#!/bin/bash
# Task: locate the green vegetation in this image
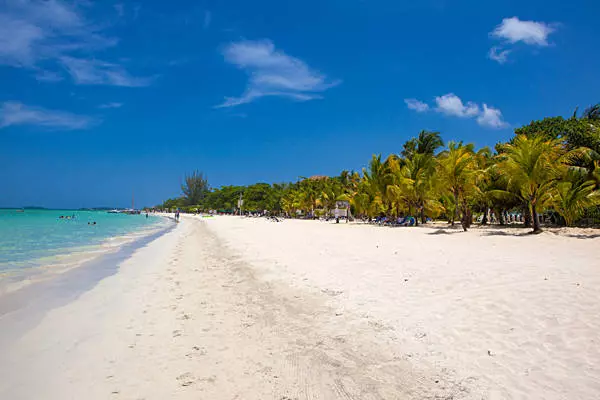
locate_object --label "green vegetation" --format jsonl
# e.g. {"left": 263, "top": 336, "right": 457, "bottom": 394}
{"left": 181, "top": 170, "right": 209, "bottom": 206}
{"left": 159, "top": 105, "right": 600, "bottom": 232}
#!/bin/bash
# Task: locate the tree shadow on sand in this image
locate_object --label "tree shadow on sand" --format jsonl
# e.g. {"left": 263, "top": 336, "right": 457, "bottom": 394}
{"left": 563, "top": 233, "right": 600, "bottom": 239}
{"left": 426, "top": 224, "right": 600, "bottom": 238}
{"left": 481, "top": 230, "right": 531, "bottom": 237}
{"left": 427, "top": 227, "right": 464, "bottom": 235}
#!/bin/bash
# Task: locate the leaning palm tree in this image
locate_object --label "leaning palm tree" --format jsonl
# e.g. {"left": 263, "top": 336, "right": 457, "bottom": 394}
{"left": 551, "top": 169, "right": 600, "bottom": 226}
{"left": 496, "top": 134, "right": 578, "bottom": 233}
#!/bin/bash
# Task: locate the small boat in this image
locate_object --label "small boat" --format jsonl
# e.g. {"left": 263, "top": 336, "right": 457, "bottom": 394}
{"left": 123, "top": 209, "right": 141, "bottom": 215}
{"left": 107, "top": 191, "right": 141, "bottom": 215}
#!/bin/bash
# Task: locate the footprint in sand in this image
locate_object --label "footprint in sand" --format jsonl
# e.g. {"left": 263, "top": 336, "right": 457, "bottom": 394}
{"left": 177, "top": 372, "right": 195, "bottom": 387}
{"left": 172, "top": 330, "right": 182, "bottom": 337}
{"left": 185, "top": 346, "right": 207, "bottom": 358}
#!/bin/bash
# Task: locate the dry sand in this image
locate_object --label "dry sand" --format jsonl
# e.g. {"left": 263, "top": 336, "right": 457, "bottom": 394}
{"left": 1, "top": 215, "right": 599, "bottom": 399}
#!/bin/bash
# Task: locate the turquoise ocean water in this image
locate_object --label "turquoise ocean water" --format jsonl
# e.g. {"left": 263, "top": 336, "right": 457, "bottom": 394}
{"left": 0, "top": 209, "right": 169, "bottom": 272}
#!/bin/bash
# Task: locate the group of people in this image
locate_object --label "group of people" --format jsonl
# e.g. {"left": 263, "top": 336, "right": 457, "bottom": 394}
{"left": 58, "top": 214, "right": 97, "bottom": 225}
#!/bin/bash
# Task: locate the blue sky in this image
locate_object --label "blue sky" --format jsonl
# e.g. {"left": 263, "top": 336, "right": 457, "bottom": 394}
{"left": 1, "top": 0, "right": 599, "bottom": 208}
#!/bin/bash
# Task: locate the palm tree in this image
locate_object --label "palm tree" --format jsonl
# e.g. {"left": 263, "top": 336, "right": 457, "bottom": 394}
{"left": 496, "top": 134, "right": 576, "bottom": 233}
{"left": 583, "top": 104, "right": 600, "bottom": 120}
{"left": 551, "top": 170, "right": 600, "bottom": 226}
{"left": 387, "top": 152, "right": 437, "bottom": 224}
{"left": 436, "top": 142, "right": 480, "bottom": 230}
{"left": 318, "top": 178, "right": 343, "bottom": 217}
{"left": 361, "top": 155, "right": 393, "bottom": 217}
{"left": 401, "top": 130, "right": 444, "bottom": 158}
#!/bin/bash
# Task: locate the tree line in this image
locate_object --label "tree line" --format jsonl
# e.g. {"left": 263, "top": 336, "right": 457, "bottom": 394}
{"left": 159, "top": 104, "right": 600, "bottom": 233}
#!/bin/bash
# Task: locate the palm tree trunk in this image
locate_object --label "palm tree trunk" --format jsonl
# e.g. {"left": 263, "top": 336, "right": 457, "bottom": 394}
{"left": 420, "top": 204, "right": 426, "bottom": 224}
{"left": 451, "top": 192, "right": 458, "bottom": 226}
{"left": 531, "top": 203, "right": 542, "bottom": 233}
{"left": 460, "top": 203, "right": 472, "bottom": 231}
{"left": 481, "top": 208, "right": 488, "bottom": 225}
{"left": 494, "top": 208, "right": 505, "bottom": 225}
{"left": 523, "top": 206, "right": 531, "bottom": 228}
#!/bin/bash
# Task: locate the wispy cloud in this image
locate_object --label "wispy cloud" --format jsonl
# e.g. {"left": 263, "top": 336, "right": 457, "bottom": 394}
{"left": 203, "top": 10, "right": 212, "bottom": 30}
{"left": 405, "top": 93, "right": 508, "bottom": 129}
{"left": 114, "top": 4, "right": 125, "bottom": 18}
{"left": 216, "top": 39, "right": 340, "bottom": 108}
{"left": 404, "top": 98, "right": 429, "bottom": 112}
{"left": 98, "top": 102, "right": 123, "bottom": 109}
{"left": 488, "top": 46, "right": 510, "bottom": 64}
{"left": 488, "top": 17, "right": 556, "bottom": 64}
{"left": 0, "top": 0, "right": 149, "bottom": 86}
{"left": 34, "top": 69, "right": 64, "bottom": 82}
{"left": 0, "top": 101, "right": 95, "bottom": 130}
{"left": 60, "top": 57, "right": 153, "bottom": 87}
{"left": 0, "top": 0, "right": 113, "bottom": 66}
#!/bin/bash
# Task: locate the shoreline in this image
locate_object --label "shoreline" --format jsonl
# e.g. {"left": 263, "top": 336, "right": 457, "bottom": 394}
{"left": 0, "top": 218, "right": 176, "bottom": 348}
{"left": 0, "top": 214, "right": 172, "bottom": 296}
{"left": 1, "top": 215, "right": 598, "bottom": 399}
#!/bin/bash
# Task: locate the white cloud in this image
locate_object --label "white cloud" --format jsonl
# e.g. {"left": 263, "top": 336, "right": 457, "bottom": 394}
{"left": 60, "top": 57, "right": 152, "bottom": 87}
{"left": 435, "top": 93, "right": 479, "bottom": 117}
{"left": 488, "top": 46, "right": 510, "bottom": 64}
{"left": 0, "top": 101, "right": 95, "bottom": 130}
{"left": 217, "top": 39, "right": 339, "bottom": 108}
{"left": 0, "top": 0, "right": 147, "bottom": 86}
{"left": 98, "top": 102, "right": 123, "bottom": 109}
{"left": 405, "top": 93, "right": 508, "bottom": 129}
{"left": 491, "top": 17, "right": 554, "bottom": 46}
{"left": 404, "top": 98, "right": 429, "bottom": 112}
{"left": 477, "top": 104, "right": 508, "bottom": 128}
{"left": 489, "top": 17, "right": 555, "bottom": 63}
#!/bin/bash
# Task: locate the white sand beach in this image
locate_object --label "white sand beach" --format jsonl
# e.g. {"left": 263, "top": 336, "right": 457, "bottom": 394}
{"left": 1, "top": 215, "right": 599, "bottom": 399}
